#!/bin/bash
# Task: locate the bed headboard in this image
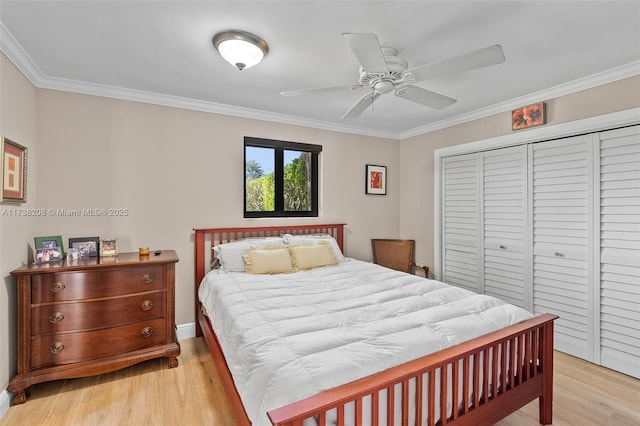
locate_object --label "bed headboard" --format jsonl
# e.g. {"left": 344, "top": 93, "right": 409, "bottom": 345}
{"left": 193, "top": 223, "right": 346, "bottom": 332}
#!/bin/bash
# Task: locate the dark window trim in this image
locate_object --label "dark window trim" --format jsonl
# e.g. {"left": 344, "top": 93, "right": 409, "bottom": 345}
{"left": 244, "top": 137, "right": 321, "bottom": 218}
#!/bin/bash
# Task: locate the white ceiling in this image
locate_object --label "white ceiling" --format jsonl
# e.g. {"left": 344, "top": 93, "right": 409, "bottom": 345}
{"left": 1, "top": 1, "right": 639, "bottom": 139}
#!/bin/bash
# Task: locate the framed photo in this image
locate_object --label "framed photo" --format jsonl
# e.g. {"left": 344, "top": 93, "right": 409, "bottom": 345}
{"left": 1, "top": 137, "right": 28, "bottom": 203}
{"left": 365, "top": 164, "right": 387, "bottom": 195}
{"left": 34, "top": 235, "right": 65, "bottom": 257}
{"left": 100, "top": 238, "right": 118, "bottom": 257}
{"left": 512, "top": 102, "right": 546, "bottom": 130}
{"left": 69, "top": 237, "right": 100, "bottom": 257}
{"left": 35, "top": 247, "right": 63, "bottom": 263}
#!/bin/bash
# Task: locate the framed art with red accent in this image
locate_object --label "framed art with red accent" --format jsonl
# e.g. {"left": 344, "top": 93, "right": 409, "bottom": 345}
{"left": 1, "top": 137, "right": 28, "bottom": 203}
{"left": 512, "top": 102, "right": 546, "bottom": 130}
{"left": 366, "top": 164, "right": 386, "bottom": 195}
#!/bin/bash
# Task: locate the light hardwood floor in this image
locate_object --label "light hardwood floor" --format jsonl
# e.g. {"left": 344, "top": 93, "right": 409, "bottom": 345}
{"left": 2, "top": 337, "right": 638, "bottom": 426}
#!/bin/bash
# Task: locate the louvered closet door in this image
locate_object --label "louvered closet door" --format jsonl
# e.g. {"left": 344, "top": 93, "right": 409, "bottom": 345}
{"left": 598, "top": 126, "right": 640, "bottom": 379}
{"left": 483, "top": 146, "right": 529, "bottom": 310}
{"left": 531, "top": 135, "right": 594, "bottom": 361}
{"left": 442, "top": 153, "right": 482, "bottom": 292}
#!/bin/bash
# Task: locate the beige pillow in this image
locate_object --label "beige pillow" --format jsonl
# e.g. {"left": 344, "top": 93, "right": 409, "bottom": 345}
{"left": 289, "top": 241, "right": 338, "bottom": 270}
{"left": 242, "top": 247, "right": 295, "bottom": 274}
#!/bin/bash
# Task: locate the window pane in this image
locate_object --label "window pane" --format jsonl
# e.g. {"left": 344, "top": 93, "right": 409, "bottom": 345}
{"left": 284, "top": 150, "right": 311, "bottom": 212}
{"left": 245, "top": 146, "right": 274, "bottom": 212}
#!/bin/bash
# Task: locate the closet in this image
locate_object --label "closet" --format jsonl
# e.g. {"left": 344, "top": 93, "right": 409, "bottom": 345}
{"left": 440, "top": 125, "right": 639, "bottom": 379}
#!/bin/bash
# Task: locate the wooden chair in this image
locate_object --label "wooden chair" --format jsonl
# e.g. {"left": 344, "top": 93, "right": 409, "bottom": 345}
{"left": 371, "top": 239, "right": 429, "bottom": 277}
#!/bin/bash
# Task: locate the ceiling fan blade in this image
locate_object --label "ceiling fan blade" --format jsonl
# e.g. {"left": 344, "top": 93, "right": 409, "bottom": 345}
{"left": 403, "top": 44, "right": 505, "bottom": 83}
{"left": 341, "top": 91, "right": 381, "bottom": 119}
{"left": 281, "top": 84, "right": 363, "bottom": 96}
{"left": 395, "top": 85, "right": 457, "bottom": 110}
{"left": 342, "top": 33, "right": 389, "bottom": 73}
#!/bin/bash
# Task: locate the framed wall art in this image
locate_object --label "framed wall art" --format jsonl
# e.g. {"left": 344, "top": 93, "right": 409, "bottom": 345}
{"left": 365, "top": 164, "right": 387, "bottom": 195}
{"left": 1, "top": 137, "right": 28, "bottom": 203}
{"left": 69, "top": 237, "right": 100, "bottom": 257}
{"left": 512, "top": 102, "right": 546, "bottom": 130}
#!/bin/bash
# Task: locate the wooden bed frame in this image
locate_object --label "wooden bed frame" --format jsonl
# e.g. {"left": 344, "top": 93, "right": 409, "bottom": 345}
{"left": 194, "top": 224, "right": 557, "bottom": 426}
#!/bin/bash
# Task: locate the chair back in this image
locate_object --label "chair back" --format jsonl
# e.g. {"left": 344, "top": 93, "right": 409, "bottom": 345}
{"left": 371, "top": 239, "right": 415, "bottom": 273}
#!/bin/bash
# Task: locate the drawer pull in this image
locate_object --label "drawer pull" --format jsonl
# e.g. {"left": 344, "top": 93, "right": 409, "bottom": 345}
{"left": 141, "top": 300, "right": 153, "bottom": 311}
{"left": 50, "top": 282, "right": 66, "bottom": 292}
{"left": 49, "top": 342, "right": 65, "bottom": 354}
{"left": 141, "top": 327, "right": 154, "bottom": 338}
{"left": 499, "top": 245, "right": 507, "bottom": 250}
{"left": 554, "top": 251, "right": 565, "bottom": 257}
{"left": 49, "top": 312, "right": 65, "bottom": 323}
{"left": 142, "top": 274, "right": 153, "bottom": 284}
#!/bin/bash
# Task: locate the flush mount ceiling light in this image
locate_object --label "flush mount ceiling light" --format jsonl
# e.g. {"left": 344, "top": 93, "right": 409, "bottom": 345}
{"left": 212, "top": 30, "right": 269, "bottom": 70}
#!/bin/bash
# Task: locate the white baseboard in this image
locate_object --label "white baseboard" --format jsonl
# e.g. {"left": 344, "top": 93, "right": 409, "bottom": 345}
{"left": 0, "top": 389, "right": 11, "bottom": 421}
{"left": 176, "top": 322, "right": 196, "bottom": 341}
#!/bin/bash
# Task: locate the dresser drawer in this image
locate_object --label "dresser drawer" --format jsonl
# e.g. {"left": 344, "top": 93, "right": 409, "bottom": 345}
{"left": 31, "top": 291, "right": 166, "bottom": 335}
{"left": 31, "top": 265, "right": 166, "bottom": 303}
{"left": 31, "top": 318, "right": 168, "bottom": 369}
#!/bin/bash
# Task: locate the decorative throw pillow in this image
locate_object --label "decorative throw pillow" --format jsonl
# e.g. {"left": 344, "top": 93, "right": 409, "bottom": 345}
{"left": 289, "top": 241, "right": 338, "bottom": 270}
{"left": 242, "top": 247, "right": 296, "bottom": 274}
{"left": 282, "top": 234, "right": 346, "bottom": 262}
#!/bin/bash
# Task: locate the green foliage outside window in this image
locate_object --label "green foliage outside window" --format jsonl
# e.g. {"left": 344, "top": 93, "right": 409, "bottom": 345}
{"left": 244, "top": 137, "right": 320, "bottom": 218}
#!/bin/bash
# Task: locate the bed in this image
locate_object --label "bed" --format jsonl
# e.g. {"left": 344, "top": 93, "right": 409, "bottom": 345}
{"left": 194, "top": 224, "right": 557, "bottom": 426}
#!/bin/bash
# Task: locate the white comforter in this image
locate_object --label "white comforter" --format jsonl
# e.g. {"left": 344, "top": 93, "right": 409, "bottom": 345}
{"left": 198, "top": 259, "right": 532, "bottom": 426}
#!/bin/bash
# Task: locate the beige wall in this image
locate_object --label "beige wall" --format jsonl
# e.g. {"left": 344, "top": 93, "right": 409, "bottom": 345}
{"left": 0, "top": 56, "right": 37, "bottom": 399}
{"left": 399, "top": 76, "right": 640, "bottom": 272}
{"left": 34, "top": 89, "right": 401, "bottom": 327}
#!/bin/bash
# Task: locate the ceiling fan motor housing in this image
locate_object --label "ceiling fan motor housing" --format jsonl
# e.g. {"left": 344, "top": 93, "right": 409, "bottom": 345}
{"left": 358, "top": 46, "right": 408, "bottom": 92}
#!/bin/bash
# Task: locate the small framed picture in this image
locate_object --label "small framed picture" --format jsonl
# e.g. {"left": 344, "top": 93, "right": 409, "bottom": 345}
{"left": 365, "top": 164, "right": 387, "bottom": 195}
{"left": 100, "top": 238, "right": 118, "bottom": 257}
{"left": 35, "top": 247, "right": 63, "bottom": 263}
{"left": 512, "top": 102, "right": 546, "bottom": 130}
{"left": 67, "top": 247, "right": 82, "bottom": 260}
{"left": 34, "top": 235, "right": 64, "bottom": 257}
{"left": 69, "top": 237, "right": 100, "bottom": 257}
{"left": 1, "top": 137, "right": 28, "bottom": 203}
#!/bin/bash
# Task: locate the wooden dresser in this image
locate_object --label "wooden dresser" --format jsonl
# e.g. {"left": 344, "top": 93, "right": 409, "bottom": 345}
{"left": 8, "top": 250, "right": 181, "bottom": 405}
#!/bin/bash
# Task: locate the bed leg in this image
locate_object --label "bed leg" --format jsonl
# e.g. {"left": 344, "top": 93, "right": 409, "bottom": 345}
{"left": 538, "top": 321, "right": 554, "bottom": 424}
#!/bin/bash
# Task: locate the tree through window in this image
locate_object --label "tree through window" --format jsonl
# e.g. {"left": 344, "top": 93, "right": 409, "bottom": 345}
{"left": 244, "top": 137, "right": 321, "bottom": 217}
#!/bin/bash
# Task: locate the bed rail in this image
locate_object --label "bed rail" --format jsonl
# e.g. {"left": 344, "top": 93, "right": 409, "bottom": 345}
{"left": 268, "top": 313, "right": 557, "bottom": 426}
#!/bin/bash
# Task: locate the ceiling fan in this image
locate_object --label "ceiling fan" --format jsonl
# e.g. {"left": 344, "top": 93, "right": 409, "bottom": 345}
{"left": 281, "top": 33, "right": 505, "bottom": 119}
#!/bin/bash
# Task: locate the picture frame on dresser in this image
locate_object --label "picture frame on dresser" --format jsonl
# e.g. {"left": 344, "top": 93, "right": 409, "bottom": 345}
{"left": 34, "top": 235, "right": 64, "bottom": 257}
{"left": 35, "top": 247, "right": 63, "bottom": 263}
{"left": 69, "top": 236, "right": 100, "bottom": 257}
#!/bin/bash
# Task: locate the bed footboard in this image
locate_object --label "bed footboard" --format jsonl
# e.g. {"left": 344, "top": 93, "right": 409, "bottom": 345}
{"left": 267, "top": 313, "right": 557, "bottom": 426}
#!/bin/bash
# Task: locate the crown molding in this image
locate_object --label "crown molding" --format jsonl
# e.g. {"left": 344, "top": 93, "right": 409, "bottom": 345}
{"left": 2, "top": 21, "right": 638, "bottom": 141}
{"left": 399, "top": 60, "right": 640, "bottom": 139}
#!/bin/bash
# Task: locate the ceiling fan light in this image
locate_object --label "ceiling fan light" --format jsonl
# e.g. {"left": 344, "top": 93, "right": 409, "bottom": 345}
{"left": 213, "top": 30, "right": 269, "bottom": 70}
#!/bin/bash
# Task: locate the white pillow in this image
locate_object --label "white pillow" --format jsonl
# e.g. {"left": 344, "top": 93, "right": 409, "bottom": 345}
{"left": 213, "top": 237, "right": 284, "bottom": 272}
{"left": 282, "top": 234, "right": 346, "bottom": 262}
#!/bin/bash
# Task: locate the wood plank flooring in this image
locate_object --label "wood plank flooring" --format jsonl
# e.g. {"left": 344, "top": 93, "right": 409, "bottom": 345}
{"left": 2, "top": 337, "right": 638, "bottom": 426}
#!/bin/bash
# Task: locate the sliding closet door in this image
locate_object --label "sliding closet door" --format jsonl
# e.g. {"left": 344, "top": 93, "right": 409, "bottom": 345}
{"left": 597, "top": 126, "right": 640, "bottom": 379}
{"left": 441, "top": 153, "right": 482, "bottom": 292}
{"left": 483, "top": 146, "right": 530, "bottom": 310}
{"left": 530, "top": 135, "right": 594, "bottom": 361}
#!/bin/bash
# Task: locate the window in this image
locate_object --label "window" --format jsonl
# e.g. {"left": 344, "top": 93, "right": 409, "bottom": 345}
{"left": 244, "top": 137, "right": 321, "bottom": 218}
